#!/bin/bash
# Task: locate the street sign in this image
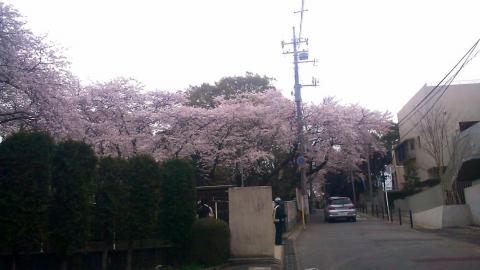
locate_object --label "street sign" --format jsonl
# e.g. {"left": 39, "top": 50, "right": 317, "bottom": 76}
{"left": 297, "top": 155, "right": 306, "bottom": 167}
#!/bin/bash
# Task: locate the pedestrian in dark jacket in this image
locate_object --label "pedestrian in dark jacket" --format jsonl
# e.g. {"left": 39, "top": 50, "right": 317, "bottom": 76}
{"left": 197, "top": 199, "right": 213, "bottom": 218}
{"left": 273, "top": 197, "right": 286, "bottom": 245}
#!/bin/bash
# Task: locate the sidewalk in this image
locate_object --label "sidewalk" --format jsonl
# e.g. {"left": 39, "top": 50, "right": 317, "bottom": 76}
{"left": 360, "top": 210, "right": 480, "bottom": 246}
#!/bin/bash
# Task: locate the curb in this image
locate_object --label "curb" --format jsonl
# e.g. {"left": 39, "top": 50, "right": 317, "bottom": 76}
{"left": 228, "top": 257, "right": 281, "bottom": 265}
{"left": 209, "top": 226, "right": 305, "bottom": 270}
{"left": 210, "top": 257, "right": 281, "bottom": 270}
{"left": 283, "top": 224, "right": 304, "bottom": 270}
{"left": 283, "top": 224, "right": 304, "bottom": 241}
{"left": 203, "top": 263, "right": 231, "bottom": 270}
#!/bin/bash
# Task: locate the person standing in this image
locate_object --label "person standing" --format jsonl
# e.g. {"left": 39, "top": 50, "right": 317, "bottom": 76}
{"left": 273, "top": 197, "right": 286, "bottom": 245}
{"left": 197, "top": 199, "right": 213, "bottom": 219}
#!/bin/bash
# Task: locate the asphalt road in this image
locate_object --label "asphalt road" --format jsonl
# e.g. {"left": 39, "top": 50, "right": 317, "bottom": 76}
{"left": 295, "top": 211, "right": 480, "bottom": 270}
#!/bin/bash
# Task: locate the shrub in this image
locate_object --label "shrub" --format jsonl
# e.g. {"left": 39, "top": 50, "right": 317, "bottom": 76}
{"left": 190, "top": 218, "right": 230, "bottom": 266}
{"left": 0, "top": 131, "right": 55, "bottom": 258}
{"left": 123, "top": 155, "right": 162, "bottom": 270}
{"left": 49, "top": 140, "right": 97, "bottom": 256}
{"left": 159, "top": 159, "right": 196, "bottom": 256}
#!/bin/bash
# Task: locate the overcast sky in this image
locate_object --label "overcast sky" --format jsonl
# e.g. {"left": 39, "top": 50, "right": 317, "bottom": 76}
{"left": 4, "top": 0, "right": 480, "bottom": 117}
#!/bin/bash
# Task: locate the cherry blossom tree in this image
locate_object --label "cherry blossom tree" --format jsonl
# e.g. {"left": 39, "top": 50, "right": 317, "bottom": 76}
{"left": 0, "top": 3, "right": 76, "bottom": 137}
{"left": 0, "top": 3, "right": 392, "bottom": 193}
{"left": 70, "top": 81, "right": 390, "bottom": 191}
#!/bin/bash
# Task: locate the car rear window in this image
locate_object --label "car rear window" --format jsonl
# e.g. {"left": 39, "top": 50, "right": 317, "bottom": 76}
{"left": 329, "top": 198, "right": 351, "bottom": 205}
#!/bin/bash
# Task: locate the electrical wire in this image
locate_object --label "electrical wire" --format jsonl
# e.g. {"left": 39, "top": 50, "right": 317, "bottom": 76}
{"left": 398, "top": 39, "right": 480, "bottom": 126}
{"left": 399, "top": 42, "right": 479, "bottom": 140}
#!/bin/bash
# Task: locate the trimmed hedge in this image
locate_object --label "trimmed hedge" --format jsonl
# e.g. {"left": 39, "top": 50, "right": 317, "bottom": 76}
{"left": 190, "top": 218, "right": 230, "bottom": 266}
{"left": 160, "top": 159, "right": 196, "bottom": 256}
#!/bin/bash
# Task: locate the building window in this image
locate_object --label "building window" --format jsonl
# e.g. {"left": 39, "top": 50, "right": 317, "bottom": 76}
{"left": 417, "top": 136, "right": 421, "bottom": 148}
{"left": 459, "top": 121, "right": 479, "bottom": 132}
{"left": 410, "top": 140, "right": 415, "bottom": 150}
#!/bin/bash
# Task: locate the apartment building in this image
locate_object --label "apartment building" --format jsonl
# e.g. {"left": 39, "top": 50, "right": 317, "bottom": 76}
{"left": 393, "top": 81, "right": 480, "bottom": 189}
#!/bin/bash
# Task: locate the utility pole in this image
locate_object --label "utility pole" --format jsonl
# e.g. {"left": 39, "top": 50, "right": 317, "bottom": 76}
{"left": 367, "top": 145, "right": 373, "bottom": 207}
{"left": 240, "top": 162, "right": 245, "bottom": 187}
{"left": 384, "top": 180, "right": 391, "bottom": 221}
{"left": 350, "top": 168, "right": 356, "bottom": 205}
{"left": 282, "top": 0, "right": 318, "bottom": 227}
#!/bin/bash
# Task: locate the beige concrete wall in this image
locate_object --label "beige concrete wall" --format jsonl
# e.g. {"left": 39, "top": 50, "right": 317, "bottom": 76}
{"left": 391, "top": 185, "right": 444, "bottom": 213}
{"left": 465, "top": 184, "right": 480, "bottom": 225}
{"left": 442, "top": 205, "right": 472, "bottom": 227}
{"left": 396, "top": 82, "right": 480, "bottom": 182}
{"left": 413, "top": 205, "right": 473, "bottom": 228}
{"left": 228, "top": 186, "right": 274, "bottom": 258}
{"left": 413, "top": 205, "right": 443, "bottom": 229}
{"left": 407, "top": 185, "right": 444, "bottom": 213}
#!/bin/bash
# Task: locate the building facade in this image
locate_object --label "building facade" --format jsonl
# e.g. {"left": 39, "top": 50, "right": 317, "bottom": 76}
{"left": 393, "top": 81, "right": 480, "bottom": 188}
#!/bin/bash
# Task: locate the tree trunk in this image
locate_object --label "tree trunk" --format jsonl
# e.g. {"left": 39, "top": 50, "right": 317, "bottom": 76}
{"left": 60, "top": 258, "right": 68, "bottom": 270}
{"left": 101, "top": 248, "right": 109, "bottom": 270}
{"left": 126, "top": 240, "right": 133, "bottom": 270}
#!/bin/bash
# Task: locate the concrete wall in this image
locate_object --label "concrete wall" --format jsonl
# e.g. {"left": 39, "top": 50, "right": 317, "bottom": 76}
{"left": 413, "top": 205, "right": 473, "bottom": 228}
{"left": 284, "top": 200, "right": 297, "bottom": 232}
{"left": 228, "top": 186, "right": 274, "bottom": 258}
{"left": 392, "top": 185, "right": 443, "bottom": 213}
{"left": 443, "top": 205, "right": 473, "bottom": 227}
{"left": 407, "top": 185, "right": 444, "bottom": 213}
{"left": 413, "top": 205, "right": 443, "bottom": 229}
{"left": 465, "top": 184, "right": 480, "bottom": 225}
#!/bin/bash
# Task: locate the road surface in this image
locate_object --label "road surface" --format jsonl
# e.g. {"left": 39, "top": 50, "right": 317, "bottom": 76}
{"left": 295, "top": 211, "right": 480, "bottom": 270}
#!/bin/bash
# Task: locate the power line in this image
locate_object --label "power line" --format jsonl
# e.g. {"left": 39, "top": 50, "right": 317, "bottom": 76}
{"left": 399, "top": 42, "right": 478, "bottom": 139}
{"left": 398, "top": 39, "right": 479, "bottom": 126}
{"left": 400, "top": 50, "right": 474, "bottom": 139}
{"left": 398, "top": 38, "right": 480, "bottom": 126}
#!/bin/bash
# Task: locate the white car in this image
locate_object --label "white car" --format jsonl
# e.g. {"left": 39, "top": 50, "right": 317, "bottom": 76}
{"left": 324, "top": 196, "right": 357, "bottom": 222}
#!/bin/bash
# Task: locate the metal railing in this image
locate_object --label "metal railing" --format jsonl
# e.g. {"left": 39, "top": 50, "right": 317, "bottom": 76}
{"left": 359, "top": 205, "right": 414, "bottom": 229}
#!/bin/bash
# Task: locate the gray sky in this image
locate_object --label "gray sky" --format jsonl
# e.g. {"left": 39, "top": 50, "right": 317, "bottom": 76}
{"left": 5, "top": 0, "right": 480, "bottom": 116}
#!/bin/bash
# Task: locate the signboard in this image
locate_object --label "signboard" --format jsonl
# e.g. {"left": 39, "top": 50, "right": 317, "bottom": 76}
{"left": 296, "top": 155, "right": 306, "bottom": 167}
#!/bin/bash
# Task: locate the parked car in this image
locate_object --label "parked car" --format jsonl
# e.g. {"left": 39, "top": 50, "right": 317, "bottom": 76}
{"left": 324, "top": 196, "right": 356, "bottom": 222}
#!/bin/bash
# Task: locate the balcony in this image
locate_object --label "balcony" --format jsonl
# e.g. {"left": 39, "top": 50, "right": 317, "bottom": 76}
{"left": 394, "top": 138, "right": 416, "bottom": 165}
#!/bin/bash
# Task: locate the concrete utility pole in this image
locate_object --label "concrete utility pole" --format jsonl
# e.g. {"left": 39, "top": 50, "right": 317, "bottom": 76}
{"left": 384, "top": 181, "right": 391, "bottom": 221}
{"left": 350, "top": 168, "right": 356, "bottom": 205}
{"left": 367, "top": 145, "right": 373, "bottom": 206}
{"left": 281, "top": 0, "right": 318, "bottom": 227}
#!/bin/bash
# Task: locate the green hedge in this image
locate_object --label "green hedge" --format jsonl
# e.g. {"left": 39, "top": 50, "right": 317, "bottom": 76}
{"left": 160, "top": 159, "right": 196, "bottom": 256}
{"left": 190, "top": 218, "right": 230, "bottom": 266}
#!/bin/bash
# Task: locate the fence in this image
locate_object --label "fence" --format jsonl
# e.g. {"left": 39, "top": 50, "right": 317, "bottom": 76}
{"left": 358, "top": 205, "right": 414, "bottom": 229}
{"left": 0, "top": 244, "right": 171, "bottom": 270}
{"left": 196, "top": 185, "right": 231, "bottom": 223}
{"left": 444, "top": 181, "right": 473, "bottom": 205}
